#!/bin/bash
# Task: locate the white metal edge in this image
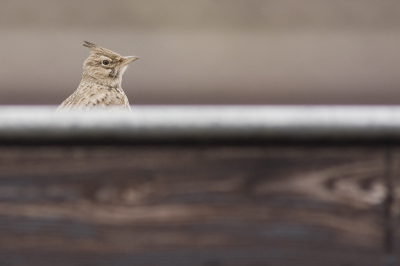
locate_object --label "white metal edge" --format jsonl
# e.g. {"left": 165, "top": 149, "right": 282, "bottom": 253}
{"left": 0, "top": 106, "right": 399, "bottom": 141}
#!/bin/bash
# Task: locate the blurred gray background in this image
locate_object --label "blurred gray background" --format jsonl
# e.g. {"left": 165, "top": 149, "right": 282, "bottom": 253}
{"left": 1, "top": 0, "right": 400, "bottom": 105}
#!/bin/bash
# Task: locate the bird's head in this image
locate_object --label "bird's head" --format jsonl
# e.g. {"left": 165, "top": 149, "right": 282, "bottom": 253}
{"left": 81, "top": 41, "right": 138, "bottom": 86}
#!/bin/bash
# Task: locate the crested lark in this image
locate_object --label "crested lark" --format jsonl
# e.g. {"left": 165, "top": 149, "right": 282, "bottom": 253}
{"left": 57, "top": 41, "right": 138, "bottom": 112}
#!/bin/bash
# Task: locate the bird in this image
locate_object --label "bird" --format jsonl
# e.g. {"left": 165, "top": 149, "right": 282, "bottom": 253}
{"left": 57, "top": 41, "right": 138, "bottom": 112}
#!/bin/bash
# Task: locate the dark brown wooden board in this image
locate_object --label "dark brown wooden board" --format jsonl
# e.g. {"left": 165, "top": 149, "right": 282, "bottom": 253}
{"left": 391, "top": 151, "right": 400, "bottom": 266}
{"left": 0, "top": 146, "right": 391, "bottom": 265}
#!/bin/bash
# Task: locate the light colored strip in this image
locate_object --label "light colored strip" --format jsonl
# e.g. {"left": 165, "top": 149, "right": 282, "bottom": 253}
{"left": 0, "top": 106, "right": 400, "bottom": 143}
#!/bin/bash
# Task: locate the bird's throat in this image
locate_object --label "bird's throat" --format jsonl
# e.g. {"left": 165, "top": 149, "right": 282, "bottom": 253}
{"left": 82, "top": 73, "right": 122, "bottom": 88}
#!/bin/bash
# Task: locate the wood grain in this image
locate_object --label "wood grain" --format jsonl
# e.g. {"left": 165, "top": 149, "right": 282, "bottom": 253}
{"left": 0, "top": 146, "right": 391, "bottom": 265}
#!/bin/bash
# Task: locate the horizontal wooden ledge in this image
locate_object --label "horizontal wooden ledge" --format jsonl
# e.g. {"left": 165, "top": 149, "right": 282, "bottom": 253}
{"left": 1, "top": 105, "right": 400, "bottom": 145}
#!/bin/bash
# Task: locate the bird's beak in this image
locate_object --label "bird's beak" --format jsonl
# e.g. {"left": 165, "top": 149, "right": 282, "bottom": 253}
{"left": 121, "top": 56, "right": 139, "bottom": 67}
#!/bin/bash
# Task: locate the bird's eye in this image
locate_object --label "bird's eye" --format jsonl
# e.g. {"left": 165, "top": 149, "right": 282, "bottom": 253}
{"left": 102, "top": 60, "right": 110, "bottom": 66}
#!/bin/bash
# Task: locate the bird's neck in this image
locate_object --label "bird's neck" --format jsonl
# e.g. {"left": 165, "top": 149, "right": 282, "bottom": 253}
{"left": 81, "top": 74, "right": 122, "bottom": 89}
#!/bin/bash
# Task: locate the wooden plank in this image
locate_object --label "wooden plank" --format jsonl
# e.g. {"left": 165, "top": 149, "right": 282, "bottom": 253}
{"left": 390, "top": 150, "right": 400, "bottom": 265}
{"left": 0, "top": 146, "right": 388, "bottom": 265}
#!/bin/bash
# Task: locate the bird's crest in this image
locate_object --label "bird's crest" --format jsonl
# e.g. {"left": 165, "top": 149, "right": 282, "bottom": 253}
{"left": 82, "top": 41, "right": 121, "bottom": 59}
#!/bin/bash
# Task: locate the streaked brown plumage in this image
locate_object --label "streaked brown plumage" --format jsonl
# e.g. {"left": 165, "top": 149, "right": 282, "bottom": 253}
{"left": 57, "top": 41, "right": 138, "bottom": 112}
